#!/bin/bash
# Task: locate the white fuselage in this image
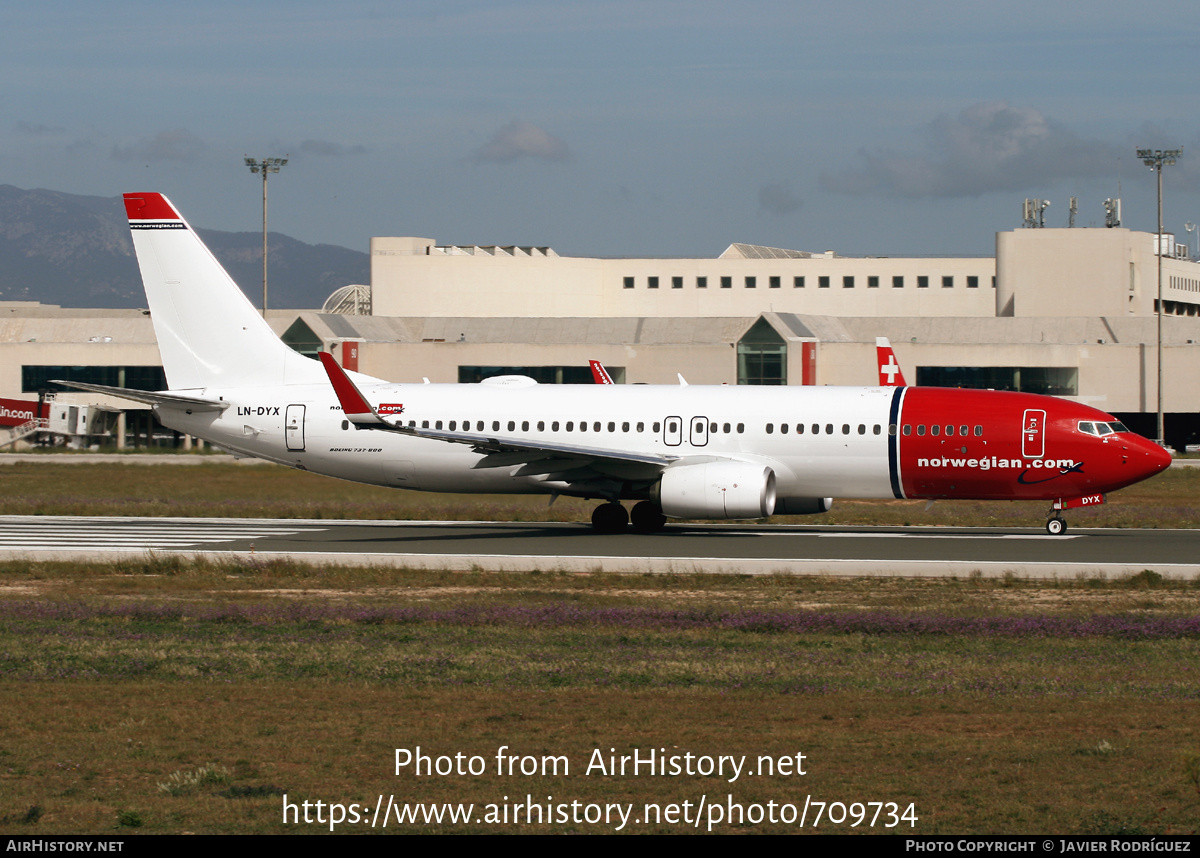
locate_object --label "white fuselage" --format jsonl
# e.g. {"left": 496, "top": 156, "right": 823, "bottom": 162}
{"left": 161, "top": 380, "right": 896, "bottom": 500}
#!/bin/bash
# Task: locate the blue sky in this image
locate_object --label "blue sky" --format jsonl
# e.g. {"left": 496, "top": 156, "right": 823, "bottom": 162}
{"left": 3, "top": 0, "right": 1199, "bottom": 258}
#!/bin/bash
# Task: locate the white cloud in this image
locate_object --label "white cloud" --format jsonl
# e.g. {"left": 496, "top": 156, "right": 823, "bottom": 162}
{"left": 110, "top": 129, "right": 206, "bottom": 163}
{"left": 472, "top": 121, "right": 570, "bottom": 164}
{"left": 822, "top": 102, "right": 1121, "bottom": 198}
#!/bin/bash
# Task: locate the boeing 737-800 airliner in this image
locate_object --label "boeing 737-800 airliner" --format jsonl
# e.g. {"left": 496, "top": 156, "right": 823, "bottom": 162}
{"left": 58, "top": 194, "right": 1172, "bottom": 535}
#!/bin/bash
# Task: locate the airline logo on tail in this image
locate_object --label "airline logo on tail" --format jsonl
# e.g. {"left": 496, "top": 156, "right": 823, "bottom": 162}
{"left": 876, "top": 338, "right": 907, "bottom": 387}
{"left": 589, "top": 360, "right": 614, "bottom": 385}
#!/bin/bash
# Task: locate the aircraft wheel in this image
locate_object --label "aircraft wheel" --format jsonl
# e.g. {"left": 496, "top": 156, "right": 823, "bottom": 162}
{"left": 591, "top": 503, "right": 629, "bottom": 534}
{"left": 630, "top": 501, "right": 667, "bottom": 534}
{"left": 1046, "top": 517, "right": 1066, "bottom": 536}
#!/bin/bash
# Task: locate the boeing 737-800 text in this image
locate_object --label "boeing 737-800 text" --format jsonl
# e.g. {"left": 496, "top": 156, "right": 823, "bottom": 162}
{"left": 57, "top": 194, "right": 1171, "bottom": 535}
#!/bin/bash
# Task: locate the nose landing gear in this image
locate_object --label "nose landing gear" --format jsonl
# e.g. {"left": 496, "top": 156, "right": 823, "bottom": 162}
{"left": 1045, "top": 515, "right": 1067, "bottom": 536}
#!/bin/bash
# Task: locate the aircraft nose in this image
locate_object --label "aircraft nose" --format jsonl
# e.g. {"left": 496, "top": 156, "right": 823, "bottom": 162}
{"left": 1128, "top": 435, "right": 1173, "bottom": 481}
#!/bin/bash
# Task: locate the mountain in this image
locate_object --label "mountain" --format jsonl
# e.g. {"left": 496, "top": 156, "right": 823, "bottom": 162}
{"left": 0, "top": 185, "right": 369, "bottom": 309}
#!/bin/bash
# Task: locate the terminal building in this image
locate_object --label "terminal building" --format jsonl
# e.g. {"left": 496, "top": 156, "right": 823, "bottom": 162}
{"left": 3, "top": 218, "right": 1200, "bottom": 451}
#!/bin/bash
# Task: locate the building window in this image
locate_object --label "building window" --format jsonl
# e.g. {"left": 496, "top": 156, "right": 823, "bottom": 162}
{"left": 794, "top": 276, "right": 805, "bottom": 288}
{"left": 672, "top": 276, "right": 683, "bottom": 289}
{"left": 916, "top": 366, "right": 1078, "bottom": 396}
{"left": 648, "top": 276, "right": 659, "bottom": 289}
{"left": 721, "top": 276, "right": 732, "bottom": 289}
{"left": 819, "top": 276, "right": 830, "bottom": 288}
{"left": 868, "top": 276, "right": 879, "bottom": 289}
{"left": 843, "top": 276, "right": 854, "bottom": 288}
{"left": 697, "top": 276, "right": 707, "bottom": 289}
{"left": 22, "top": 365, "right": 167, "bottom": 393}
{"left": 745, "top": 276, "right": 756, "bottom": 289}
{"left": 458, "top": 366, "right": 623, "bottom": 384}
{"left": 917, "top": 276, "right": 929, "bottom": 289}
{"left": 967, "top": 276, "right": 979, "bottom": 289}
{"left": 942, "top": 276, "right": 953, "bottom": 288}
{"left": 893, "top": 276, "right": 904, "bottom": 288}
{"left": 623, "top": 277, "right": 634, "bottom": 289}
{"left": 769, "top": 276, "right": 781, "bottom": 289}
{"left": 737, "top": 318, "right": 786, "bottom": 385}
{"left": 991, "top": 276, "right": 996, "bottom": 289}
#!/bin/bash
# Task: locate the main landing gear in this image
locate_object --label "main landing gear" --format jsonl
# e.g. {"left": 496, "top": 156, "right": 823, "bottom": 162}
{"left": 590, "top": 501, "right": 667, "bottom": 534}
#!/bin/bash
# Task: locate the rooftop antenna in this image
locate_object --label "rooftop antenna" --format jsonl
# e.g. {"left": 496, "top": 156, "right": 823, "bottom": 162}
{"left": 1068, "top": 196, "right": 1077, "bottom": 228}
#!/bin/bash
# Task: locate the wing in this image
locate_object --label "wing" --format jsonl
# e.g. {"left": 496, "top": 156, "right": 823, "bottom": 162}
{"left": 318, "top": 353, "right": 678, "bottom": 480}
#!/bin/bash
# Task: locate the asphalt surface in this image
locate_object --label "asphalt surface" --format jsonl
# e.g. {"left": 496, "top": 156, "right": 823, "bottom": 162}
{"left": 2, "top": 515, "right": 1196, "bottom": 578}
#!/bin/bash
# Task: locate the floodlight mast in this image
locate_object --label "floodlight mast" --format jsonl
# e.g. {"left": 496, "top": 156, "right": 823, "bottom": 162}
{"left": 244, "top": 156, "right": 288, "bottom": 318}
{"left": 1136, "top": 147, "right": 1182, "bottom": 448}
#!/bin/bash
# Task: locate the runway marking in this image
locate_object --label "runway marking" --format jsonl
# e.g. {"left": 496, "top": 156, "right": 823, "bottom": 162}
{"left": 0, "top": 521, "right": 325, "bottom": 551}
{"left": 813, "top": 533, "right": 1083, "bottom": 540}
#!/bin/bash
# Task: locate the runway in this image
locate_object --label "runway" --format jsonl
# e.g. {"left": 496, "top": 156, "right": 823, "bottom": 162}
{"left": 1, "top": 515, "right": 1197, "bottom": 578}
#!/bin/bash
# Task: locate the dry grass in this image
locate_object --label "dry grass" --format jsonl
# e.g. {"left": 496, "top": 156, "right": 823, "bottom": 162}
{"left": 0, "top": 460, "right": 1195, "bottom": 528}
{"left": 1, "top": 560, "right": 1199, "bottom": 834}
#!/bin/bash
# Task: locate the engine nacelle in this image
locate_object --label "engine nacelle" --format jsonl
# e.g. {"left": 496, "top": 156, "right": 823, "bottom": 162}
{"left": 774, "top": 496, "right": 833, "bottom": 515}
{"left": 655, "top": 462, "right": 776, "bottom": 519}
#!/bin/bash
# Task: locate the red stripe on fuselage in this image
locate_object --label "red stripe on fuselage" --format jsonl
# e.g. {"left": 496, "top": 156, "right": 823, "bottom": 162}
{"left": 896, "top": 388, "right": 1169, "bottom": 500}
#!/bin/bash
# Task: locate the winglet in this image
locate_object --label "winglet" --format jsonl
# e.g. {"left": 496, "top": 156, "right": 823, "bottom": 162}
{"left": 319, "top": 352, "right": 387, "bottom": 425}
{"left": 875, "top": 337, "right": 907, "bottom": 387}
{"left": 589, "top": 360, "right": 614, "bottom": 384}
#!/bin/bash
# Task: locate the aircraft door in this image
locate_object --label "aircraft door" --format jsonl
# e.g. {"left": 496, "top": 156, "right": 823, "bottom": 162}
{"left": 663, "top": 416, "right": 682, "bottom": 447}
{"left": 286, "top": 404, "right": 306, "bottom": 452}
{"left": 690, "top": 415, "right": 709, "bottom": 447}
{"left": 1021, "top": 409, "right": 1045, "bottom": 459}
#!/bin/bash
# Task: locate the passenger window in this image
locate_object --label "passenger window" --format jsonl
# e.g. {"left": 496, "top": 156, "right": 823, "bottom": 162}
{"left": 812, "top": 424, "right": 819, "bottom": 434}
{"left": 341, "top": 420, "right": 349, "bottom": 430}
{"left": 903, "top": 425, "right": 911, "bottom": 435}
{"left": 622, "top": 422, "right": 630, "bottom": 432}
{"left": 766, "top": 423, "right": 774, "bottom": 434}
{"left": 974, "top": 425, "right": 982, "bottom": 436}
{"left": 637, "top": 422, "right": 644, "bottom": 432}
{"left": 537, "top": 421, "right": 544, "bottom": 431}
{"left": 959, "top": 425, "right": 968, "bottom": 436}
{"left": 580, "top": 422, "right": 587, "bottom": 432}
{"left": 493, "top": 421, "right": 500, "bottom": 431}
{"left": 931, "top": 425, "right": 939, "bottom": 436}
{"left": 594, "top": 422, "right": 601, "bottom": 432}
{"left": 826, "top": 424, "right": 834, "bottom": 434}
{"left": 522, "top": 421, "right": 529, "bottom": 431}
{"left": 552, "top": 421, "right": 559, "bottom": 431}
{"left": 507, "top": 421, "right": 515, "bottom": 431}
{"left": 841, "top": 424, "right": 850, "bottom": 435}
{"left": 737, "top": 423, "right": 745, "bottom": 433}
{"left": 858, "top": 424, "right": 866, "bottom": 435}
{"left": 945, "top": 425, "right": 954, "bottom": 436}
{"left": 449, "top": 421, "right": 456, "bottom": 431}
{"left": 608, "top": 422, "right": 616, "bottom": 432}
{"left": 476, "top": 421, "right": 484, "bottom": 431}
{"left": 409, "top": 420, "right": 416, "bottom": 427}
{"left": 710, "top": 422, "right": 717, "bottom": 433}
{"left": 781, "top": 423, "right": 789, "bottom": 434}
{"left": 723, "top": 423, "right": 731, "bottom": 433}
{"left": 653, "top": 422, "right": 661, "bottom": 433}
{"left": 435, "top": 420, "right": 442, "bottom": 430}
{"left": 889, "top": 424, "right": 897, "bottom": 435}
{"left": 874, "top": 425, "right": 881, "bottom": 435}
{"left": 917, "top": 425, "right": 926, "bottom": 436}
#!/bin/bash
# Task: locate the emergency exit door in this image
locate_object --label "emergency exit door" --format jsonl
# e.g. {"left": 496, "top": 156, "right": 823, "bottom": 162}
{"left": 286, "top": 404, "right": 306, "bottom": 452}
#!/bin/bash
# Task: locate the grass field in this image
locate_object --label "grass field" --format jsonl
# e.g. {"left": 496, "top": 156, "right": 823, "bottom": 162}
{"left": 0, "top": 458, "right": 1196, "bottom": 528}
{"left": 0, "top": 461, "right": 1197, "bottom": 835}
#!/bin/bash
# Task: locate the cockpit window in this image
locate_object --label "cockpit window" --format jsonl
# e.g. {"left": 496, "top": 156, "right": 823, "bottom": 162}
{"left": 1095, "top": 423, "right": 1113, "bottom": 436}
{"left": 1110, "top": 421, "right": 1128, "bottom": 433}
{"left": 1078, "top": 422, "right": 1095, "bottom": 435}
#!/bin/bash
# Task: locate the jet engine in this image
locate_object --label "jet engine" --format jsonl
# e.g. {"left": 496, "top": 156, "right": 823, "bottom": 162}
{"left": 654, "top": 462, "right": 776, "bottom": 519}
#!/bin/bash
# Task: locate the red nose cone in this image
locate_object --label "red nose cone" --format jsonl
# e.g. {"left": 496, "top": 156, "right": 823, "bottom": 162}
{"left": 1134, "top": 436, "right": 1173, "bottom": 481}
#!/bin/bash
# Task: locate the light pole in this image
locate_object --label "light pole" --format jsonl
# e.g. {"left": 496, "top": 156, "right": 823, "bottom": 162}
{"left": 244, "top": 156, "right": 288, "bottom": 317}
{"left": 1186, "top": 222, "right": 1198, "bottom": 261}
{"left": 1136, "top": 147, "right": 1182, "bottom": 447}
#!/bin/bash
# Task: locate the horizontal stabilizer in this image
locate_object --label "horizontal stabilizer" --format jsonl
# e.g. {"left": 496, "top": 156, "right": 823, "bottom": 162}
{"left": 49, "top": 381, "right": 228, "bottom": 412}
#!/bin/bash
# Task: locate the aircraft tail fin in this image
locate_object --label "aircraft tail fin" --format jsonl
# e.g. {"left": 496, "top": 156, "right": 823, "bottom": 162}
{"left": 589, "top": 359, "right": 614, "bottom": 384}
{"left": 123, "top": 193, "right": 326, "bottom": 391}
{"left": 875, "top": 337, "right": 908, "bottom": 387}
